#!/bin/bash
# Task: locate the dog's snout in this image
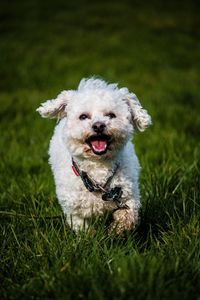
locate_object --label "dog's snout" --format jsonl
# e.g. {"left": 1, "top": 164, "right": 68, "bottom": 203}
{"left": 92, "top": 121, "right": 106, "bottom": 134}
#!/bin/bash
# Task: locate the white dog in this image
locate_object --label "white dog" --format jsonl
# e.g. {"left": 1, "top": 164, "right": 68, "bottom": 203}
{"left": 37, "top": 77, "right": 151, "bottom": 234}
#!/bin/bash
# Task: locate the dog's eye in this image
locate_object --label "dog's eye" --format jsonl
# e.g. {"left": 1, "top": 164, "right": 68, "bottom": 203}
{"left": 79, "top": 113, "right": 90, "bottom": 120}
{"left": 106, "top": 112, "right": 116, "bottom": 119}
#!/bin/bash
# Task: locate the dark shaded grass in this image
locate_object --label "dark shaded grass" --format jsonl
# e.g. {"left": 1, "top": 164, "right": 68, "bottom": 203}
{"left": 0, "top": 0, "right": 200, "bottom": 299}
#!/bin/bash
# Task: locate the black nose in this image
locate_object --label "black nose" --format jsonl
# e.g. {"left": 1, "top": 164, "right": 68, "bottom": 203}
{"left": 92, "top": 121, "right": 106, "bottom": 134}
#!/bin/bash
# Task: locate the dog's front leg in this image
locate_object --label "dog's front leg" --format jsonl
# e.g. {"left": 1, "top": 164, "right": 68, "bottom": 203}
{"left": 66, "top": 214, "right": 88, "bottom": 233}
{"left": 108, "top": 208, "right": 135, "bottom": 235}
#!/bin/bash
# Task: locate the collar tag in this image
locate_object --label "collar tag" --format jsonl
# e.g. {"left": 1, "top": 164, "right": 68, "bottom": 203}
{"left": 72, "top": 165, "right": 79, "bottom": 176}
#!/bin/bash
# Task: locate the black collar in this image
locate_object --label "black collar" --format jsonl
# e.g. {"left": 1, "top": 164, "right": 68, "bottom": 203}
{"left": 72, "top": 158, "right": 129, "bottom": 209}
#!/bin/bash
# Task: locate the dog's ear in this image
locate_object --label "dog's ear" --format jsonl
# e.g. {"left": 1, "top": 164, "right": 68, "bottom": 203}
{"left": 124, "top": 93, "right": 152, "bottom": 131}
{"left": 36, "top": 90, "right": 72, "bottom": 119}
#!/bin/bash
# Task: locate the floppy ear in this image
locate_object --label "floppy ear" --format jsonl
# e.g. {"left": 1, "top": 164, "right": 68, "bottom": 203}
{"left": 36, "top": 90, "right": 71, "bottom": 119}
{"left": 125, "top": 93, "right": 152, "bottom": 131}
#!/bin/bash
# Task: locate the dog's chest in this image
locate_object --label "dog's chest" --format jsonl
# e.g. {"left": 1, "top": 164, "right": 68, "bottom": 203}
{"left": 74, "top": 188, "right": 117, "bottom": 216}
{"left": 70, "top": 167, "right": 119, "bottom": 215}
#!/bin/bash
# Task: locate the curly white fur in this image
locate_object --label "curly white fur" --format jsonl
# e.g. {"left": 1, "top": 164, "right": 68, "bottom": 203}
{"left": 37, "top": 77, "right": 151, "bottom": 233}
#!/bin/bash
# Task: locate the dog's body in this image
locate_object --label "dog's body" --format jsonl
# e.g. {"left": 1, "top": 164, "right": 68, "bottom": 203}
{"left": 37, "top": 77, "right": 151, "bottom": 234}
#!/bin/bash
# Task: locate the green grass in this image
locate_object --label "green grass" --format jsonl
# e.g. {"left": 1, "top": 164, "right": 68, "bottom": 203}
{"left": 0, "top": 0, "right": 200, "bottom": 299}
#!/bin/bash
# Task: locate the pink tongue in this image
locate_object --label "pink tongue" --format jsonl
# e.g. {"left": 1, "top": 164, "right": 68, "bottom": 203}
{"left": 91, "top": 140, "right": 107, "bottom": 152}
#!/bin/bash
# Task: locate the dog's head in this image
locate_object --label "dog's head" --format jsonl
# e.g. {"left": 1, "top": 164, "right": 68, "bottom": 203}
{"left": 37, "top": 77, "right": 151, "bottom": 159}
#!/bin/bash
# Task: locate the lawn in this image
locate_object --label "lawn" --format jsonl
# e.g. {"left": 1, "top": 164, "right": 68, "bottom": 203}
{"left": 0, "top": 0, "right": 200, "bottom": 299}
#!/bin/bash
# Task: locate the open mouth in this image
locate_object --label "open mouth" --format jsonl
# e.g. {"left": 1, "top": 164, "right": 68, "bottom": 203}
{"left": 86, "top": 134, "right": 111, "bottom": 155}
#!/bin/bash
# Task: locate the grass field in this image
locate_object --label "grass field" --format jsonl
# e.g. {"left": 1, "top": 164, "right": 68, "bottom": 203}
{"left": 0, "top": 0, "right": 200, "bottom": 299}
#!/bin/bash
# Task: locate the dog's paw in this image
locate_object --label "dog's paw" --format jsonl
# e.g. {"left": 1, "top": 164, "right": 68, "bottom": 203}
{"left": 108, "top": 209, "right": 134, "bottom": 235}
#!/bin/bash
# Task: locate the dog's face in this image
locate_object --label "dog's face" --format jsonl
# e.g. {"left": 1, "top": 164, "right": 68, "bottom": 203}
{"left": 37, "top": 78, "right": 151, "bottom": 160}
{"left": 63, "top": 91, "right": 133, "bottom": 159}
